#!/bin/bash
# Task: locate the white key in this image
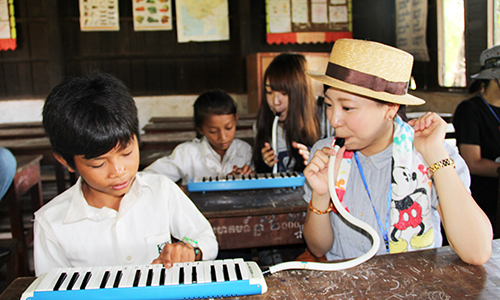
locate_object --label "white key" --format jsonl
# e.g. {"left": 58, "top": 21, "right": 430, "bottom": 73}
{"left": 223, "top": 259, "right": 237, "bottom": 281}
{"left": 213, "top": 260, "right": 224, "bottom": 282}
{"left": 85, "top": 266, "right": 102, "bottom": 290}
{"left": 203, "top": 261, "right": 213, "bottom": 283}
{"left": 59, "top": 268, "right": 80, "bottom": 291}
{"left": 105, "top": 266, "right": 122, "bottom": 289}
{"left": 169, "top": 263, "right": 181, "bottom": 285}
{"left": 138, "top": 265, "right": 150, "bottom": 287}
{"left": 183, "top": 262, "right": 193, "bottom": 284}
{"left": 119, "top": 265, "right": 135, "bottom": 288}
{"left": 151, "top": 264, "right": 163, "bottom": 287}
{"left": 36, "top": 268, "right": 62, "bottom": 291}
{"left": 194, "top": 261, "right": 205, "bottom": 284}
{"left": 72, "top": 267, "right": 92, "bottom": 290}
{"left": 234, "top": 258, "right": 249, "bottom": 280}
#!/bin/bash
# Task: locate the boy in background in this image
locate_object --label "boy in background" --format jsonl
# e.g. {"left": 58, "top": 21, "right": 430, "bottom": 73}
{"left": 145, "top": 90, "right": 252, "bottom": 185}
{"left": 35, "top": 72, "right": 217, "bottom": 276}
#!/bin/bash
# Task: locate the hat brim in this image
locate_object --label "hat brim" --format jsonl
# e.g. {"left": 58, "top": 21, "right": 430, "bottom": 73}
{"left": 306, "top": 70, "right": 425, "bottom": 106}
{"left": 471, "top": 68, "right": 500, "bottom": 80}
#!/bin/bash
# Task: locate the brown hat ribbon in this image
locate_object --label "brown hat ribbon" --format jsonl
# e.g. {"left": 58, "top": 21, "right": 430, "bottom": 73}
{"left": 325, "top": 62, "right": 409, "bottom": 95}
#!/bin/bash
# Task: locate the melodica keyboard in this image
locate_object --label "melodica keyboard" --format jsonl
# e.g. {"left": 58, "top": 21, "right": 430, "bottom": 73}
{"left": 21, "top": 258, "right": 267, "bottom": 300}
{"left": 187, "top": 171, "right": 305, "bottom": 192}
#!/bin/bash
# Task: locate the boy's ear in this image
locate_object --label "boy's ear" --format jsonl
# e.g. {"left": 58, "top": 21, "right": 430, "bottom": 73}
{"left": 53, "top": 153, "right": 76, "bottom": 173}
{"left": 235, "top": 112, "right": 239, "bottom": 122}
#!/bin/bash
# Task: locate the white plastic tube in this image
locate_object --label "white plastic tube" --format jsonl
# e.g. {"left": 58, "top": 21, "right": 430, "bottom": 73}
{"left": 268, "top": 140, "right": 380, "bottom": 274}
{"left": 271, "top": 114, "right": 279, "bottom": 173}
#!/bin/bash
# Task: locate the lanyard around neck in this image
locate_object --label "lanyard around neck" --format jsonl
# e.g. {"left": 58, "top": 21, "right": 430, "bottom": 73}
{"left": 480, "top": 94, "right": 500, "bottom": 125}
{"left": 353, "top": 152, "right": 391, "bottom": 252}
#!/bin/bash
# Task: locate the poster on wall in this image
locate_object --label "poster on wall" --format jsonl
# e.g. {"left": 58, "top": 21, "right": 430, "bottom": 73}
{"left": 175, "top": 0, "right": 229, "bottom": 43}
{"left": 396, "top": 0, "right": 429, "bottom": 61}
{"left": 79, "top": 0, "right": 120, "bottom": 31}
{"left": 0, "top": 0, "right": 16, "bottom": 51}
{"left": 266, "top": 0, "right": 352, "bottom": 44}
{"left": 133, "top": 0, "right": 173, "bottom": 31}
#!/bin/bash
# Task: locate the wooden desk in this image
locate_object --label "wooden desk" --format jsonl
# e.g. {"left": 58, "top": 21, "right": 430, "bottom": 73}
{"left": 0, "top": 128, "right": 46, "bottom": 140}
{"left": 4, "top": 240, "right": 499, "bottom": 299}
{"left": 0, "top": 137, "right": 68, "bottom": 194}
{"left": 148, "top": 114, "right": 256, "bottom": 124}
{"left": 143, "top": 119, "right": 255, "bottom": 134}
{"left": 188, "top": 187, "right": 307, "bottom": 250}
{"left": 140, "top": 129, "right": 255, "bottom": 151}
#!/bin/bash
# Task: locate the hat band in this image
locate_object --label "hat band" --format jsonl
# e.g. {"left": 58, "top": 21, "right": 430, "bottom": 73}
{"left": 326, "top": 62, "right": 408, "bottom": 95}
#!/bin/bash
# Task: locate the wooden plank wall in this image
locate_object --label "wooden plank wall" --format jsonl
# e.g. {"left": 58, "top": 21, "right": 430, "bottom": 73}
{"left": 0, "top": 0, "right": 486, "bottom": 101}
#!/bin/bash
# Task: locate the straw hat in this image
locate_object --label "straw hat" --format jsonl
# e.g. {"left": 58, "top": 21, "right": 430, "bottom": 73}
{"left": 471, "top": 44, "right": 500, "bottom": 80}
{"left": 306, "top": 39, "right": 425, "bottom": 105}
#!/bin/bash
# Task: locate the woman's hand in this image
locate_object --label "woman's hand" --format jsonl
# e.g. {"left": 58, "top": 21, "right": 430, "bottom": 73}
{"left": 261, "top": 142, "right": 278, "bottom": 167}
{"left": 152, "top": 242, "right": 195, "bottom": 268}
{"left": 304, "top": 146, "right": 345, "bottom": 197}
{"left": 292, "top": 141, "right": 310, "bottom": 165}
{"left": 407, "top": 112, "right": 447, "bottom": 164}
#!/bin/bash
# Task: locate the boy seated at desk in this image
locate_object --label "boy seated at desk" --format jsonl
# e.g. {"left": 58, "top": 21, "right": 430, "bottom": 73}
{"left": 34, "top": 72, "right": 218, "bottom": 276}
{"left": 144, "top": 90, "right": 253, "bottom": 185}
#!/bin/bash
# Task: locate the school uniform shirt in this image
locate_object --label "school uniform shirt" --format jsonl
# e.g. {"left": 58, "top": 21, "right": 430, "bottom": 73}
{"left": 144, "top": 137, "right": 252, "bottom": 185}
{"left": 303, "top": 137, "right": 470, "bottom": 261}
{"left": 34, "top": 172, "right": 218, "bottom": 276}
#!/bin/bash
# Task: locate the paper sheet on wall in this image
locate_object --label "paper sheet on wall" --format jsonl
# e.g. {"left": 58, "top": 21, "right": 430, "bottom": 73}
{"left": 79, "top": 0, "right": 120, "bottom": 31}
{"left": 0, "top": 0, "right": 15, "bottom": 50}
{"left": 396, "top": 0, "right": 429, "bottom": 61}
{"left": 133, "top": 0, "right": 173, "bottom": 31}
{"left": 266, "top": 0, "right": 351, "bottom": 44}
{"left": 175, "top": 0, "right": 230, "bottom": 43}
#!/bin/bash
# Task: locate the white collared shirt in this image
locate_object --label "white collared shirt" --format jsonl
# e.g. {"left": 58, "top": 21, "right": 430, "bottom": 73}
{"left": 34, "top": 172, "right": 218, "bottom": 276}
{"left": 144, "top": 137, "right": 252, "bottom": 185}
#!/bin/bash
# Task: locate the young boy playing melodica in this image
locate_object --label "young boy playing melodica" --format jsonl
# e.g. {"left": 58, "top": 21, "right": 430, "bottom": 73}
{"left": 34, "top": 72, "right": 218, "bottom": 276}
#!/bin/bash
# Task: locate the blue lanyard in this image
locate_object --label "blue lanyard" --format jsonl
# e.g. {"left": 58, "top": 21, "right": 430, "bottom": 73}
{"left": 354, "top": 152, "right": 391, "bottom": 252}
{"left": 480, "top": 95, "right": 500, "bottom": 124}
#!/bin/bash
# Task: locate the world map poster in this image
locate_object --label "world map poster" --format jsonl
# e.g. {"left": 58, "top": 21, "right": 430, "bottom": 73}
{"left": 175, "top": 0, "right": 230, "bottom": 43}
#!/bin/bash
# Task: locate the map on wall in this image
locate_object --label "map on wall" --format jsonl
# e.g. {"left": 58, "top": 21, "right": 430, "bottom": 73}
{"left": 0, "top": 0, "right": 16, "bottom": 50}
{"left": 266, "top": 0, "right": 352, "bottom": 44}
{"left": 133, "top": 0, "right": 173, "bottom": 31}
{"left": 175, "top": 0, "right": 230, "bottom": 43}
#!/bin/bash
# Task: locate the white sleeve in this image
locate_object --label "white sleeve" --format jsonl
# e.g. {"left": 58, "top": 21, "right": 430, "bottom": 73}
{"left": 33, "top": 217, "right": 71, "bottom": 276}
{"left": 165, "top": 182, "right": 218, "bottom": 260}
{"left": 143, "top": 144, "right": 189, "bottom": 183}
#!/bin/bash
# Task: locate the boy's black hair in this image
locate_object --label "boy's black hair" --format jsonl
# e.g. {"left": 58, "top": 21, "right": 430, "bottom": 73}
{"left": 193, "top": 90, "right": 237, "bottom": 138}
{"left": 42, "top": 72, "right": 140, "bottom": 169}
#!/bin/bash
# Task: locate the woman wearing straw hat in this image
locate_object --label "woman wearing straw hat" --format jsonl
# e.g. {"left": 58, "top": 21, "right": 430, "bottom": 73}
{"left": 453, "top": 45, "right": 500, "bottom": 234}
{"left": 302, "top": 39, "right": 492, "bottom": 266}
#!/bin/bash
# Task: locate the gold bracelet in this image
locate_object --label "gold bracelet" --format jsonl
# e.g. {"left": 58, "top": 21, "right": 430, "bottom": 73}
{"left": 427, "top": 158, "right": 455, "bottom": 178}
{"left": 309, "top": 201, "right": 333, "bottom": 215}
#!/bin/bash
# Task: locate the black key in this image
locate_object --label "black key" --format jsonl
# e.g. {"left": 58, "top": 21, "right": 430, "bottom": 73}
{"left": 202, "top": 177, "right": 206, "bottom": 182}
{"left": 146, "top": 268, "right": 153, "bottom": 286}
{"left": 99, "top": 271, "right": 110, "bottom": 289}
{"left": 179, "top": 266, "right": 184, "bottom": 284}
{"left": 80, "top": 272, "right": 92, "bottom": 290}
{"left": 159, "top": 268, "right": 166, "bottom": 285}
{"left": 133, "top": 269, "right": 141, "bottom": 287}
{"left": 210, "top": 265, "right": 216, "bottom": 282}
{"left": 67, "top": 272, "right": 80, "bottom": 290}
{"left": 235, "top": 264, "right": 242, "bottom": 280}
{"left": 223, "top": 264, "right": 230, "bottom": 281}
{"left": 192, "top": 265, "right": 197, "bottom": 283}
{"left": 113, "top": 270, "right": 123, "bottom": 288}
{"left": 53, "top": 273, "right": 67, "bottom": 291}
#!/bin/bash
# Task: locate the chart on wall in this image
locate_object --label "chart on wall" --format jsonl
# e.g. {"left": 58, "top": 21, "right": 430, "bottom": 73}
{"left": 175, "top": 0, "right": 230, "bottom": 43}
{"left": 266, "top": 0, "right": 352, "bottom": 44}
{"left": 133, "top": 0, "right": 173, "bottom": 31}
{"left": 0, "top": 0, "right": 16, "bottom": 51}
{"left": 79, "top": 0, "right": 120, "bottom": 31}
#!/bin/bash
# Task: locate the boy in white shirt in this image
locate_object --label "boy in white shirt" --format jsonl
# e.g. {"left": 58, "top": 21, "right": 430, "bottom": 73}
{"left": 144, "top": 90, "right": 253, "bottom": 185}
{"left": 34, "top": 72, "right": 218, "bottom": 276}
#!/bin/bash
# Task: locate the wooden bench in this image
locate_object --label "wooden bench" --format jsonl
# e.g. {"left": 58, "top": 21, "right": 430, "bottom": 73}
{"left": 4, "top": 154, "right": 44, "bottom": 277}
{"left": 148, "top": 113, "right": 256, "bottom": 124}
{"left": 142, "top": 119, "right": 255, "bottom": 134}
